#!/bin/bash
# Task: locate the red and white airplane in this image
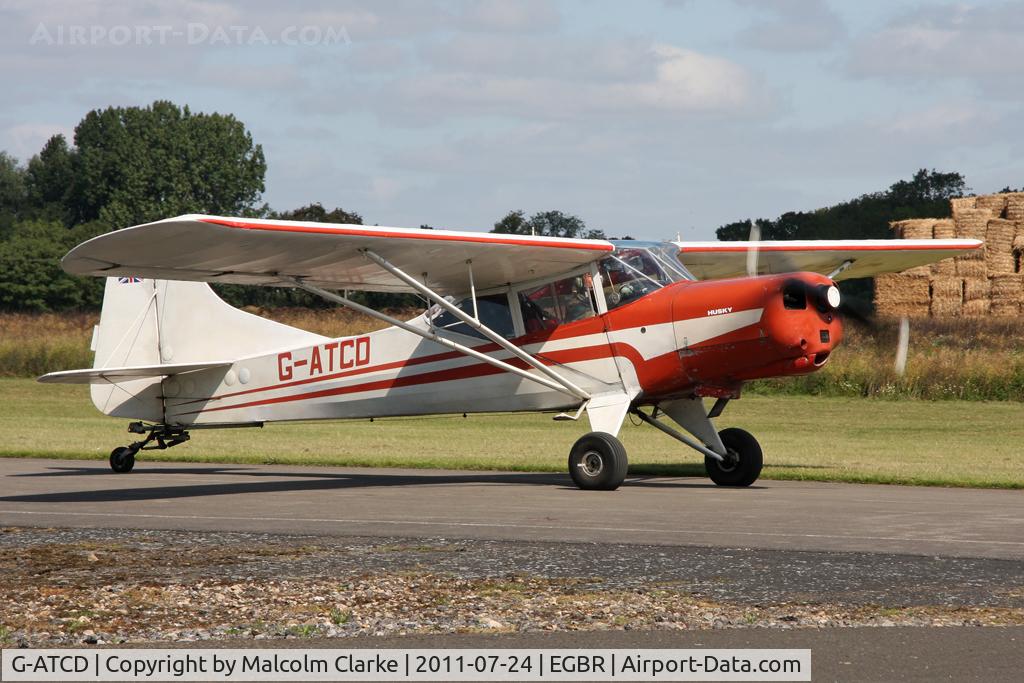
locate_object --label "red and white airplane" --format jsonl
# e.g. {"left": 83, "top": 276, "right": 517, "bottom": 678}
{"left": 40, "top": 215, "right": 980, "bottom": 489}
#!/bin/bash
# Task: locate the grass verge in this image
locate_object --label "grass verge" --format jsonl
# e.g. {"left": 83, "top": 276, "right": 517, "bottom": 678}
{"left": 1, "top": 378, "right": 1021, "bottom": 488}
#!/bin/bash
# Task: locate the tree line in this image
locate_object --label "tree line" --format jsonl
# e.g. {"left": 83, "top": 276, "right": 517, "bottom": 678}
{"left": 716, "top": 169, "right": 968, "bottom": 241}
{"left": 0, "top": 101, "right": 606, "bottom": 312}
{"left": 0, "top": 100, "right": 984, "bottom": 313}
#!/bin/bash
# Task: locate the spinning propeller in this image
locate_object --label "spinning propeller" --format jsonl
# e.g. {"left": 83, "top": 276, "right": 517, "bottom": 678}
{"left": 742, "top": 223, "right": 910, "bottom": 377}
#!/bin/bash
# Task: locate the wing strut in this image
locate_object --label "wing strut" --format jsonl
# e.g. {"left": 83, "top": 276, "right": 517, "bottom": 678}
{"left": 827, "top": 259, "right": 854, "bottom": 280}
{"left": 362, "top": 249, "right": 592, "bottom": 401}
{"left": 288, "top": 279, "right": 590, "bottom": 401}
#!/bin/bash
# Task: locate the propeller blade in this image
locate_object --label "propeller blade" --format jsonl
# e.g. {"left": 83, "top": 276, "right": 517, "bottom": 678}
{"left": 746, "top": 223, "right": 760, "bottom": 277}
{"left": 894, "top": 317, "right": 910, "bottom": 376}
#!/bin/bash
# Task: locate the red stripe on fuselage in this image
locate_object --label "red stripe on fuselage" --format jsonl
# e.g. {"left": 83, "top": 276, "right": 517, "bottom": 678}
{"left": 177, "top": 313, "right": 622, "bottom": 406}
{"left": 177, "top": 342, "right": 644, "bottom": 416}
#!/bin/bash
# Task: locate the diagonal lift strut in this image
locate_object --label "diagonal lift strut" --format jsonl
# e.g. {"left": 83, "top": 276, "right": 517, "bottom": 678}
{"left": 362, "top": 249, "right": 592, "bottom": 401}
{"left": 288, "top": 278, "right": 590, "bottom": 401}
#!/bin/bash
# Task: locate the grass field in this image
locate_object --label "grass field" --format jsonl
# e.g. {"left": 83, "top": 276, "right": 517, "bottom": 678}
{"left": 1, "top": 378, "right": 1021, "bottom": 488}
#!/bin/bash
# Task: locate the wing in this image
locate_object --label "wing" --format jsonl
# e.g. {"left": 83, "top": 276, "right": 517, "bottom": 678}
{"left": 62, "top": 215, "right": 614, "bottom": 293}
{"left": 675, "top": 239, "right": 983, "bottom": 281}
{"left": 38, "top": 361, "right": 232, "bottom": 385}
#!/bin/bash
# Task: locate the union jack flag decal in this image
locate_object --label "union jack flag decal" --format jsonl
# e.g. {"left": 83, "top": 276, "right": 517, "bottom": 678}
{"left": 118, "top": 277, "right": 143, "bottom": 284}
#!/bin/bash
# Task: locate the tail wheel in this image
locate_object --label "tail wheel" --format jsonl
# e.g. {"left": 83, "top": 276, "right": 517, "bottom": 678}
{"left": 705, "top": 427, "right": 762, "bottom": 487}
{"left": 109, "top": 447, "right": 136, "bottom": 473}
{"left": 568, "top": 432, "right": 629, "bottom": 491}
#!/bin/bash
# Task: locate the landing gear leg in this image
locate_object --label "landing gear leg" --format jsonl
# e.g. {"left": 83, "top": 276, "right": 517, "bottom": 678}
{"left": 108, "top": 422, "right": 190, "bottom": 474}
{"left": 633, "top": 398, "right": 763, "bottom": 487}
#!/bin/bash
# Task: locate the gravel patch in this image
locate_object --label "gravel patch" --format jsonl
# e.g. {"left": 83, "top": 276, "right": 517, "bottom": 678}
{"left": 2, "top": 526, "right": 1022, "bottom": 646}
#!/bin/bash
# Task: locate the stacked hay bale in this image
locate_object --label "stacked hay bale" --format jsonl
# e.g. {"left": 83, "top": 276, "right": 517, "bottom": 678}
{"left": 876, "top": 218, "right": 933, "bottom": 316}
{"left": 990, "top": 275, "right": 1023, "bottom": 317}
{"left": 876, "top": 192, "right": 1024, "bottom": 317}
{"left": 929, "top": 275, "right": 963, "bottom": 317}
{"left": 874, "top": 272, "right": 931, "bottom": 317}
{"left": 962, "top": 277, "right": 991, "bottom": 316}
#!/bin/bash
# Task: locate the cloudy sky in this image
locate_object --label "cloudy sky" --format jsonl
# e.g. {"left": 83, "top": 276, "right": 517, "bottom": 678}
{"left": 1, "top": 0, "right": 1022, "bottom": 239}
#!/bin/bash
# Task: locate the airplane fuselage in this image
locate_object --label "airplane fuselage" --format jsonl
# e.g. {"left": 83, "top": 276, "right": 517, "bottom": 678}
{"left": 107, "top": 271, "right": 843, "bottom": 427}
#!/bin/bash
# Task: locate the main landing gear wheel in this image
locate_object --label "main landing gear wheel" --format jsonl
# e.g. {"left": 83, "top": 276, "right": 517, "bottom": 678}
{"left": 109, "top": 446, "right": 137, "bottom": 473}
{"left": 705, "top": 427, "right": 762, "bottom": 487}
{"left": 568, "top": 432, "right": 629, "bottom": 491}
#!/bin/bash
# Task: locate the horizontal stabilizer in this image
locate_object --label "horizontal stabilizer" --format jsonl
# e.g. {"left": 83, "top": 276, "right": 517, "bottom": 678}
{"left": 38, "top": 361, "right": 232, "bottom": 385}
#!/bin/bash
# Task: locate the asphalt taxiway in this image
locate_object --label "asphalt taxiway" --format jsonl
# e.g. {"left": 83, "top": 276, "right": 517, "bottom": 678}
{"left": 0, "top": 458, "right": 1021, "bottom": 559}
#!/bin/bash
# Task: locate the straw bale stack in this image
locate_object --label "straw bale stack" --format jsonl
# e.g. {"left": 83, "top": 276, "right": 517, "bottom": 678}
{"left": 930, "top": 257, "right": 956, "bottom": 275}
{"left": 954, "top": 208, "right": 991, "bottom": 241}
{"left": 950, "top": 196, "right": 977, "bottom": 214}
{"left": 963, "top": 277, "right": 990, "bottom": 301}
{"left": 890, "top": 219, "right": 935, "bottom": 274}
{"left": 1006, "top": 193, "right": 1024, "bottom": 222}
{"left": 985, "top": 219, "right": 1016, "bottom": 273}
{"left": 891, "top": 218, "right": 935, "bottom": 239}
{"left": 955, "top": 257, "right": 987, "bottom": 277}
{"left": 962, "top": 299, "right": 991, "bottom": 316}
{"left": 961, "top": 277, "right": 991, "bottom": 316}
{"left": 932, "top": 218, "right": 956, "bottom": 239}
{"left": 989, "top": 274, "right": 1023, "bottom": 317}
{"left": 929, "top": 276, "right": 963, "bottom": 317}
{"left": 874, "top": 273, "right": 931, "bottom": 317}
{"left": 976, "top": 194, "right": 1008, "bottom": 217}
{"left": 877, "top": 193, "right": 1024, "bottom": 317}
{"left": 1013, "top": 218, "right": 1024, "bottom": 258}
{"left": 930, "top": 219, "right": 957, "bottom": 274}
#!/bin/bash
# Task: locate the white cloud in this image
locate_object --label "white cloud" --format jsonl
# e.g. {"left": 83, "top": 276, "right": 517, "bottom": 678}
{"left": 734, "top": 0, "right": 846, "bottom": 52}
{"left": 629, "top": 45, "right": 754, "bottom": 111}
{"left": 345, "top": 40, "right": 762, "bottom": 125}
{"left": 845, "top": 2, "right": 1024, "bottom": 95}
{"left": 1, "top": 122, "right": 73, "bottom": 160}
{"left": 455, "top": 0, "right": 561, "bottom": 34}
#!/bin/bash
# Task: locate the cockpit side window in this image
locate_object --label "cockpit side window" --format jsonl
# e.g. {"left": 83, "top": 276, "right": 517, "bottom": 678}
{"left": 599, "top": 249, "right": 669, "bottom": 310}
{"left": 430, "top": 293, "right": 515, "bottom": 339}
{"left": 519, "top": 274, "right": 596, "bottom": 332}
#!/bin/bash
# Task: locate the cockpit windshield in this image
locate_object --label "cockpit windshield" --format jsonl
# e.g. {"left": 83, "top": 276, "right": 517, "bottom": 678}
{"left": 599, "top": 241, "right": 694, "bottom": 310}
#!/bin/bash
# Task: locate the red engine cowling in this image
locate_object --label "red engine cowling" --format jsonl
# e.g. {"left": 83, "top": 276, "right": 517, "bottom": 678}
{"left": 661, "top": 272, "right": 844, "bottom": 397}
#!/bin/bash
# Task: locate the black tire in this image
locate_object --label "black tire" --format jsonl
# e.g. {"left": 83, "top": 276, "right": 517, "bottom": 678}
{"left": 109, "top": 447, "right": 136, "bottom": 473}
{"left": 568, "top": 432, "right": 629, "bottom": 491}
{"left": 705, "top": 427, "right": 762, "bottom": 487}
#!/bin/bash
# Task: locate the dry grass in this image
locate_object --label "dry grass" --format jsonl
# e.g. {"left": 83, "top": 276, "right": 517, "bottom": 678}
{"left": 753, "top": 317, "right": 1024, "bottom": 400}
{"left": 0, "top": 312, "right": 97, "bottom": 378}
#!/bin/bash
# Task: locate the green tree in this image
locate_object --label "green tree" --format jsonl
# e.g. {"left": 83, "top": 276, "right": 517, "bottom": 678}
{"left": 0, "top": 152, "right": 26, "bottom": 239}
{"left": 716, "top": 169, "right": 968, "bottom": 242}
{"left": 492, "top": 209, "right": 605, "bottom": 239}
{"left": 0, "top": 219, "right": 105, "bottom": 311}
{"left": 493, "top": 209, "right": 529, "bottom": 234}
{"left": 272, "top": 202, "right": 362, "bottom": 224}
{"left": 25, "top": 134, "right": 74, "bottom": 223}
{"left": 68, "top": 100, "right": 266, "bottom": 227}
